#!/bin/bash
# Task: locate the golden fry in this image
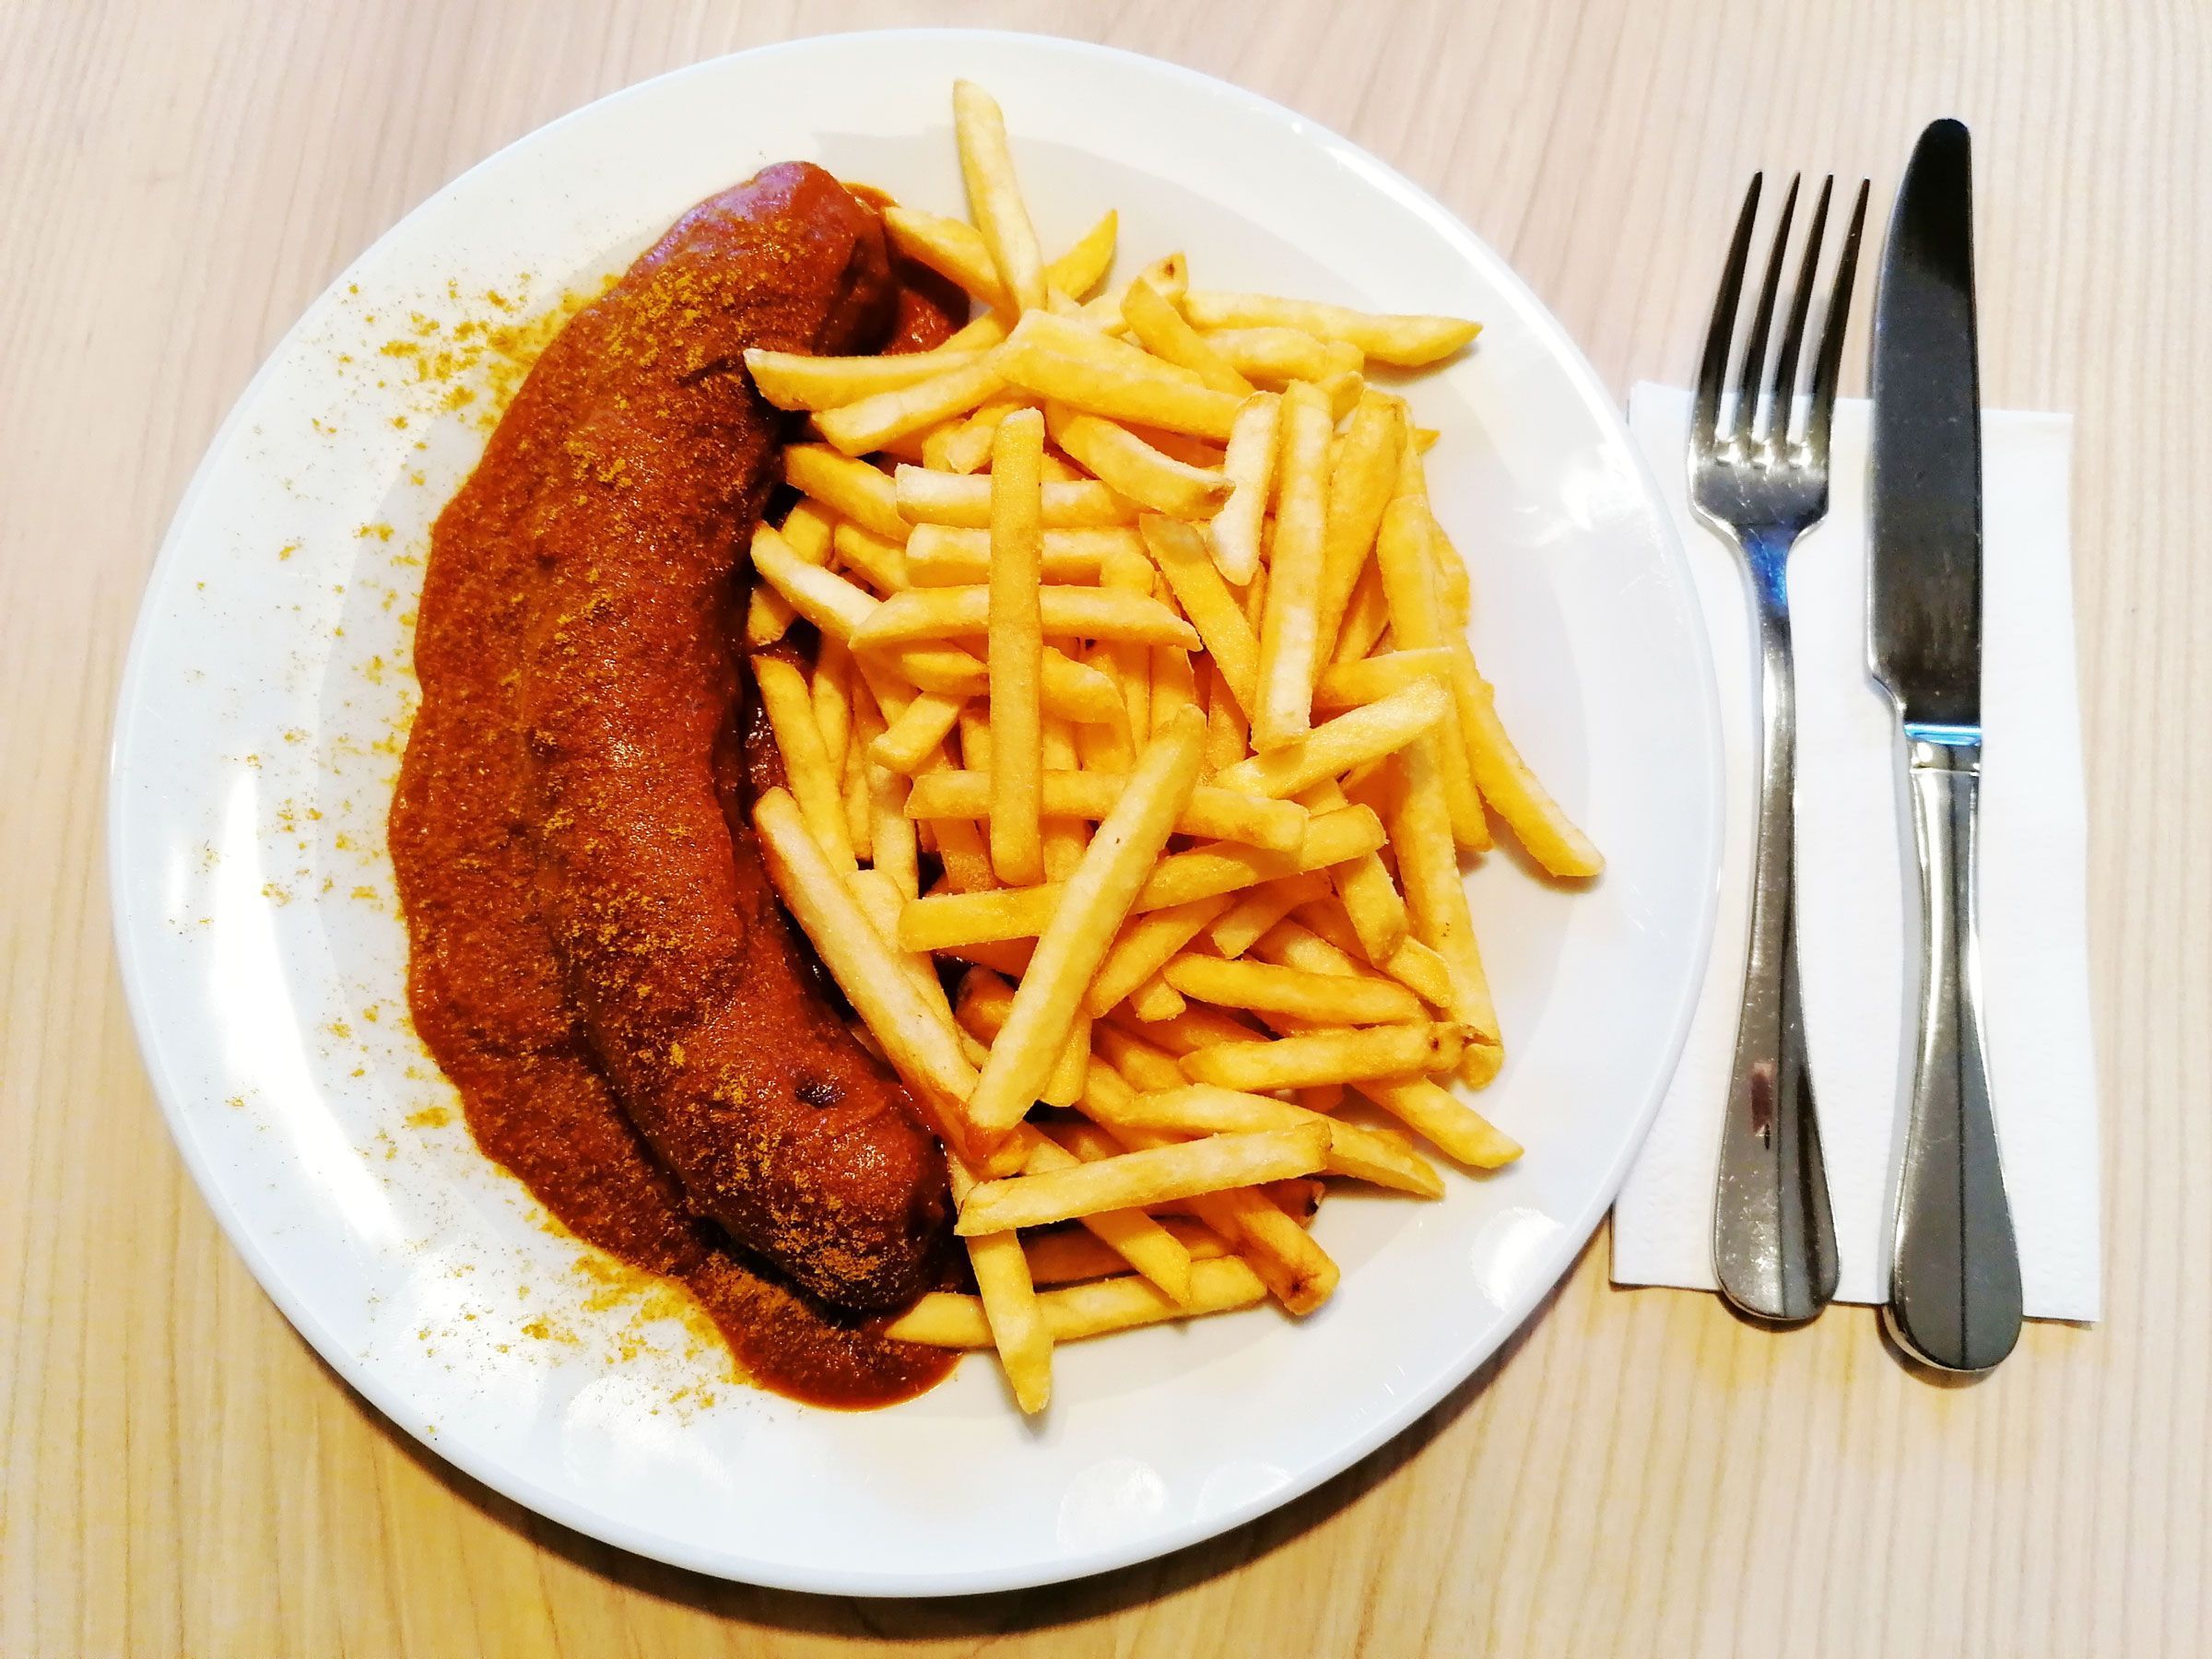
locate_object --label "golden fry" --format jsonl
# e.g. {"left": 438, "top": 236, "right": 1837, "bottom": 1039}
{"left": 1182, "top": 291, "right": 1481, "bottom": 366}
{"left": 850, "top": 583, "right": 1199, "bottom": 651}
{"left": 1388, "top": 735, "right": 1501, "bottom": 1046}
{"left": 1252, "top": 380, "right": 1333, "bottom": 750}
{"left": 752, "top": 655, "right": 857, "bottom": 873}
{"left": 963, "top": 708, "right": 1208, "bottom": 1142}
{"left": 895, "top": 464, "right": 1137, "bottom": 528}
{"left": 1314, "top": 393, "right": 1404, "bottom": 663}
{"left": 1181, "top": 1021, "right": 1468, "bottom": 1091}
{"left": 1085, "top": 894, "right": 1236, "bottom": 1018}
{"left": 815, "top": 352, "right": 1008, "bottom": 456}
{"left": 897, "top": 805, "right": 1386, "bottom": 949}
{"left": 1140, "top": 514, "right": 1262, "bottom": 714}
{"left": 783, "top": 443, "right": 910, "bottom": 542}
{"left": 958, "top": 1124, "right": 1331, "bottom": 1234}
{"left": 832, "top": 521, "right": 910, "bottom": 593}
{"left": 751, "top": 788, "right": 989, "bottom": 1164}
{"left": 870, "top": 690, "right": 969, "bottom": 775}
{"left": 1160, "top": 953, "right": 1424, "bottom": 1026}
{"left": 953, "top": 79, "right": 1048, "bottom": 313}
{"left": 1111, "top": 1084, "right": 1443, "bottom": 1197}
{"left": 904, "top": 523, "right": 1141, "bottom": 585}
{"left": 1044, "top": 403, "right": 1231, "bottom": 519}
{"left": 1312, "top": 647, "right": 1454, "bottom": 711}
{"left": 744, "top": 500, "right": 833, "bottom": 647}
{"left": 1206, "top": 872, "right": 1335, "bottom": 959}
{"left": 1450, "top": 652, "right": 1605, "bottom": 879}
{"left": 905, "top": 770, "right": 1307, "bottom": 853}
{"left": 1354, "top": 1075, "right": 1522, "bottom": 1168}
{"left": 885, "top": 1256, "right": 1265, "bottom": 1347}
{"left": 744, "top": 346, "right": 990, "bottom": 412}
{"left": 998, "top": 342, "right": 1245, "bottom": 441}
{"left": 1214, "top": 677, "right": 1448, "bottom": 799}
{"left": 1122, "top": 276, "right": 1254, "bottom": 395}
{"left": 987, "top": 407, "right": 1047, "bottom": 886}
{"left": 1044, "top": 209, "right": 1118, "bottom": 299}
{"left": 1198, "top": 326, "right": 1363, "bottom": 386}
{"left": 1209, "top": 392, "right": 1278, "bottom": 585}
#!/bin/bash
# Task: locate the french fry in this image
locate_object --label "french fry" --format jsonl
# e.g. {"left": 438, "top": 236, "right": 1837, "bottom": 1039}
{"left": 783, "top": 443, "right": 910, "bottom": 542}
{"left": 1041, "top": 647, "right": 1135, "bottom": 726}
{"left": 1353, "top": 1075, "right": 1522, "bottom": 1168}
{"left": 1038, "top": 720, "right": 1091, "bottom": 880}
{"left": 752, "top": 655, "right": 857, "bottom": 873}
{"left": 1373, "top": 494, "right": 1488, "bottom": 849}
{"left": 1448, "top": 653, "right": 1605, "bottom": 879}
{"left": 744, "top": 346, "right": 991, "bottom": 412}
{"left": 1329, "top": 562, "right": 1393, "bottom": 665}
{"left": 988, "top": 407, "right": 1047, "bottom": 887}
{"left": 1043, "top": 404, "right": 1231, "bottom": 518}
{"left": 939, "top": 394, "right": 1021, "bottom": 476}
{"left": 1022, "top": 1134, "right": 1194, "bottom": 1303}
{"left": 846, "top": 866, "right": 956, "bottom": 1022}
{"left": 815, "top": 352, "right": 1008, "bottom": 456}
{"left": 745, "top": 500, "right": 833, "bottom": 647}
{"left": 1100, "top": 545, "right": 1153, "bottom": 751}
{"left": 1214, "top": 677, "right": 1448, "bottom": 799}
{"left": 898, "top": 805, "right": 1386, "bottom": 949}
{"left": 1021, "top": 1219, "right": 1230, "bottom": 1287}
{"left": 830, "top": 521, "right": 910, "bottom": 593}
{"left": 1312, "top": 647, "right": 1455, "bottom": 711}
{"left": 842, "top": 665, "right": 877, "bottom": 859}
{"left": 752, "top": 527, "right": 995, "bottom": 697}
{"left": 963, "top": 707, "right": 1208, "bottom": 1142}
{"left": 1092, "top": 1016, "right": 1200, "bottom": 1088}
{"left": 850, "top": 584, "right": 1199, "bottom": 651}
{"left": 1182, "top": 291, "right": 1481, "bottom": 366}
{"left": 1128, "top": 973, "right": 1187, "bottom": 1021}
{"left": 905, "top": 523, "right": 1140, "bottom": 585}
{"left": 941, "top": 310, "right": 1013, "bottom": 352}
{"left": 1252, "top": 380, "right": 1333, "bottom": 750}
{"left": 953, "top": 80, "right": 1048, "bottom": 313}
{"left": 957, "top": 1124, "right": 1331, "bottom": 1234}
{"left": 1292, "top": 897, "right": 1456, "bottom": 1011}
{"left": 1199, "top": 326, "right": 1364, "bottom": 386}
{"left": 1160, "top": 953, "right": 1425, "bottom": 1027}
{"left": 751, "top": 788, "right": 992, "bottom": 1165}
{"left": 1180, "top": 1021, "right": 1468, "bottom": 1092}
{"left": 883, "top": 203, "right": 1013, "bottom": 312}
{"left": 1140, "top": 514, "right": 1262, "bottom": 714}
{"left": 904, "top": 771, "right": 1307, "bottom": 853}
{"left": 866, "top": 749, "right": 919, "bottom": 900}
{"left": 1299, "top": 779, "right": 1409, "bottom": 962}
{"left": 1085, "top": 894, "right": 1236, "bottom": 1018}
{"left": 1111, "top": 1084, "right": 1442, "bottom": 1198}
{"left": 1206, "top": 872, "right": 1335, "bottom": 959}
{"left": 811, "top": 638, "right": 854, "bottom": 775}
{"left": 1315, "top": 393, "right": 1404, "bottom": 662}
{"left": 1122, "top": 276, "right": 1254, "bottom": 395}
{"left": 965, "top": 1224, "right": 1052, "bottom": 1411}
{"left": 870, "top": 690, "right": 969, "bottom": 774}
{"left": 1008, "top": 309, "right": 1209, "bottom": 386}
{"left": 1209, "top": 392, "right": 1278, "bottom": 585}
{"left": 1387, "top": 735, "right": 1501, "bottom": 1050}
{"left": 1045, "top": 209, "right": 1118, "bottom": 299}
{"left": 896, "top": 465, "right": 1136, "bottom": 528}
{"left": 998, "top": 342, "right": 1246, "bottom": 441}
{"left": 1197, "top": 665, "right": 1238, "bottom": 776}
{"left": 886, "top": 1256, "right": 1266, "bottom": 1347}
{"left": 1076, "top": 252, "right": 1189, "bottom": 333}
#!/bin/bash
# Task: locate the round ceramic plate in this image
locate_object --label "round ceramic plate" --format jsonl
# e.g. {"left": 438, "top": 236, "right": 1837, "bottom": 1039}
{"left": 111, "top": 29, "right": 1721, "bottom": 1595}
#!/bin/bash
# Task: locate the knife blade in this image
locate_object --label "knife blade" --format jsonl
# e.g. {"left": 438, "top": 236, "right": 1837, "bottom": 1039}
{"left": 1868, "top": 117, "right": 1983, "bottom": 732}
{"left": 1867, "top": 117, "right": 2022, "bottom": 1372}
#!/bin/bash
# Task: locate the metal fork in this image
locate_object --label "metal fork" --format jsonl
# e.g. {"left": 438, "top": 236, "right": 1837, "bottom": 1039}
{"left": 1690, "top": 172, "right": 1870, "bottom": 1323}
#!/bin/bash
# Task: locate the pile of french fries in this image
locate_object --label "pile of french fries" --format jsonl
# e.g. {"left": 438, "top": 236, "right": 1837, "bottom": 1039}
{"left": 741, "top": 82, "right": 1603, "bottom": 1414}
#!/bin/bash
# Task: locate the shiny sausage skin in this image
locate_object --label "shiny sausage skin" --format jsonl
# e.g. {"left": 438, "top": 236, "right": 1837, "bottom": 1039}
{"left": 498, "top": 163, "right": 947, "bottom": 1310}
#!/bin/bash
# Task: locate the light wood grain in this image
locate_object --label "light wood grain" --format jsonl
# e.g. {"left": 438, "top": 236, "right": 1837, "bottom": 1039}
{"left": 4, "top": 1, "right": 2206, "bottom": 1653}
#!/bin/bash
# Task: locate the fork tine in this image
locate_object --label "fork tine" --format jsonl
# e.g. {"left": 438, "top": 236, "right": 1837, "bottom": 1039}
{"left": 1692, "top": 173, "right": 1762, "bottom": 452}
{"left": 1805, "top": 179, "right": 1872, "bottom": 468}
{"left": 1768, "top": 175, "right": 1835, "bottom": 447}
{"left": 1735, "top": 174, "right": 1800, "bottom": 444}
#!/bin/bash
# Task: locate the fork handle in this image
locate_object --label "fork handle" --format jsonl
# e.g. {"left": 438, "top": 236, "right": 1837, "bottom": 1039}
{"left": 1712, "top": 577, "right": 1838, "bottom": 1322}
{"left": 1885, "top": 735, "right": 2021, "bottom": 1371}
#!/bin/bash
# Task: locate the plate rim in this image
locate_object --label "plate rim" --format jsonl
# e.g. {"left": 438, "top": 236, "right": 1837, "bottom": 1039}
{"left": 108, "top": 26, "right": 1724, "bottom": 1596}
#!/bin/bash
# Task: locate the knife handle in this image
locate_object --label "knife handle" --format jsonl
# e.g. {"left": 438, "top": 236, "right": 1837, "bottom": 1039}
{"left": 1887, "top": 734, "right": 2022, "bottom": 1371}
{"left": 1712, "top": 582, "right": 1839, "bottom": 1323}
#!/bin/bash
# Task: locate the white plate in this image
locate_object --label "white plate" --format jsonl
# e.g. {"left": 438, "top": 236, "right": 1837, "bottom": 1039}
{"left": 111, "top": 29, "right": 1721, "bottom": 1595}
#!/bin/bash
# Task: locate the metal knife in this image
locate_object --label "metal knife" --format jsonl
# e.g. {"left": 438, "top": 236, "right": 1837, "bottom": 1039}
{"left": 1867, "top": 117, "right": 2023, "bottom": 1372}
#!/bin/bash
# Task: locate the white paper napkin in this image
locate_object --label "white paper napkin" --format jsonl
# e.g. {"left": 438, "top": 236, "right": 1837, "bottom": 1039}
{"left": 1610, "top": 384, "right": 2101, "bottom": 1321}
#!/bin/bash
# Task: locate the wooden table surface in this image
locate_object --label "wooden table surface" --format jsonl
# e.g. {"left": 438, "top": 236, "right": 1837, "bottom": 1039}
{"left": 6, "top": 2, "right": 2206, "bottom": 1653}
